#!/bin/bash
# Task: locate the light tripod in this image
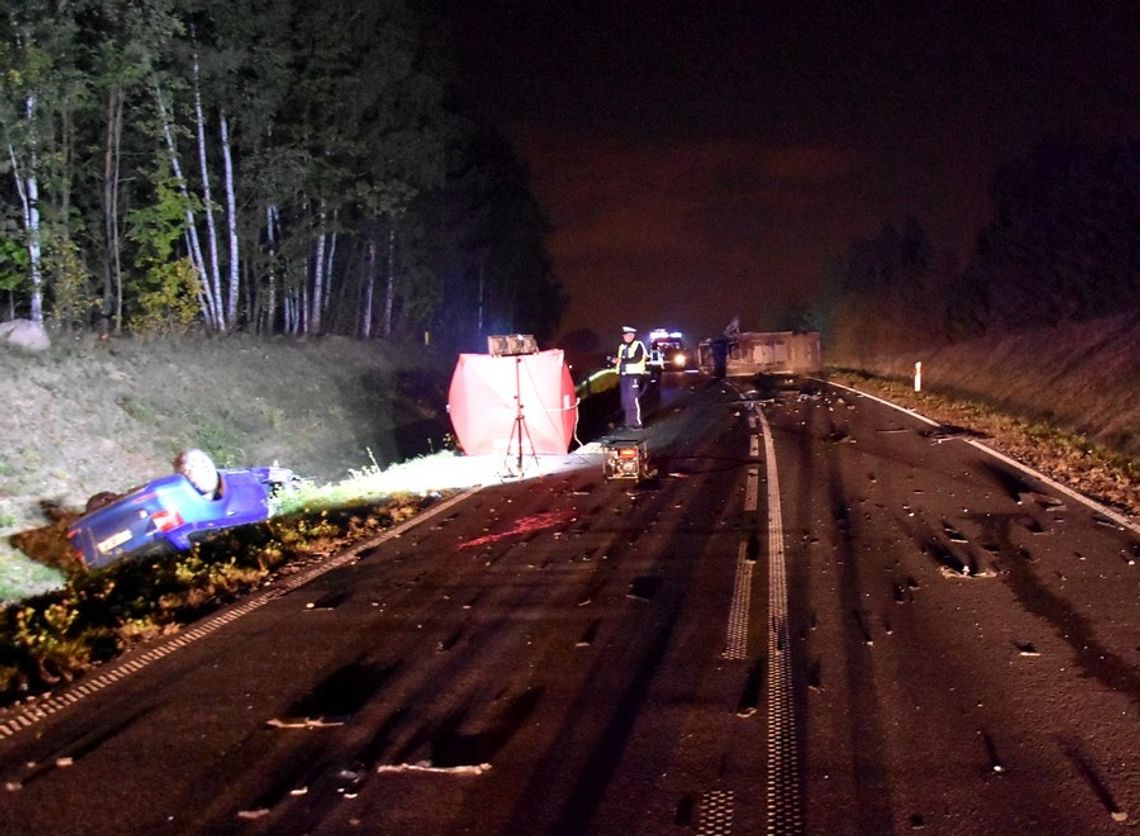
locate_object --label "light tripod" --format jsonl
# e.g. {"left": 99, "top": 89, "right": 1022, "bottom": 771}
{"left": 503, "top": 354, "right": 540, "bottom": 477}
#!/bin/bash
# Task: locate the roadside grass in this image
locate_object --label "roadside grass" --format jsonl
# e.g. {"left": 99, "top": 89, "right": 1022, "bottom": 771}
{"left": 277, "top": 450, "right": 476, "bottom": 514}
{"left": 0, "top": 334, "right": 463, "bottom": 706}
{"left": 0, "top": 440, "right": 495, "bottom": 707}
{"left": 0, "top": 556, "right": 65, "bottom": 603}
{"left": 826, "top": 313, "right": 1140, "bottom": 460}
{"left": 115, "top": 395, "right": 159, "bottom": 425}
{"left": 829, "top": 368, "right": 1140, "bottom": 518}
{"left": 0, "top": 488, "right": 437, "bottom": 707}
{"left": 188, "top": 416, "right": 247, "bottom": 468}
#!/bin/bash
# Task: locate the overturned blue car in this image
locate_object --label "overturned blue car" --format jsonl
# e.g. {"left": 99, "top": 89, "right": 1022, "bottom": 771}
{"left": 67, "top": 450, "right": 295, "bottom": 569}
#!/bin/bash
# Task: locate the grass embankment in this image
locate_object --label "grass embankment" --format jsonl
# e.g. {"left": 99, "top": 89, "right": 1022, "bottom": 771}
{"left": 0, "top": 333, "right": 453, "bottom": 601}
{"left": 825, "top": 312, "right": 1140, "bottom": 520}
{"left": 0, "top": 333, "right": 465, "bottom": 705}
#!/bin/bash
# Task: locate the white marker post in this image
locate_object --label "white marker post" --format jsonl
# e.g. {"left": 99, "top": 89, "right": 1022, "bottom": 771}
{"left": 914, "top": 361, "right": 922, "bottom": 392}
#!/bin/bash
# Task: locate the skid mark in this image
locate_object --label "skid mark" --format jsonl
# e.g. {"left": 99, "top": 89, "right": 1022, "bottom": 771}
{"left": 627, "top": 575, "right": 663, "bottom": 601}
{"left": 437, "top": 630, "right": 463, "bottom": 653}
{"left": 1063, "top": 741, "right": 1129, "bottom": 822}
{"left": 376, "top": 688, "right": 542, "bottom": 774}
{"left": 272, "top": 660, "right": 400, "bottom": 727}
{"left": 399, "top": 687, "right": 543, "bottom": 770}
{"left": 576, "top": 621, "right": 601, "bottom": 648}
{"left": 3, "top": 704, "right": 160, "bottom": 790}
{"left": 238, "top": 741, "right": 333, "bottom": 818}
{"left": 973, "top": 514, "right": 1140, "bottom": 705}
{"left": 979, "top": 728, "right": 1005, "bottom": 773}
{"left": 736, "top": 656, "right": 766, "bottom": 716}
{"left": 304, "top": 591, "right": 351, "bottom": 611}
{"left": 980, "top": 460, "right": 1040, "bottom": 505}
{"left": 674, "top": 794, "right": 696, "bottom": 825}
{"left": 552, "top": 607, "right": 680, "bottom": 835}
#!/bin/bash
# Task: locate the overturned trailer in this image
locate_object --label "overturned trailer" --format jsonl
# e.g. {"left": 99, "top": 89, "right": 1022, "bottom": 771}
{"left": 698, "top": 330, "right": 822, "bottom": 377}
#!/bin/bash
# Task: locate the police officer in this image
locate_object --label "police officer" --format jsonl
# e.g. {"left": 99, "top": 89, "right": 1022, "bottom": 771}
{"left": 615, "top": 325, "right": 648, "bottom": 429}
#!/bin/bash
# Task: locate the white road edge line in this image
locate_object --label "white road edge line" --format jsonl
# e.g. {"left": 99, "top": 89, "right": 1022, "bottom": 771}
{"left": 0, "top": 486, "right": 484, "bottom": 742}
{"left": 822, "top": 379, "right": 940, "bottom": 427}
{"left": 759, "top": 407, "right": 802, "bottom": 834}
{"left": 819, "top": 378, "right": 1140, "bottom": 536}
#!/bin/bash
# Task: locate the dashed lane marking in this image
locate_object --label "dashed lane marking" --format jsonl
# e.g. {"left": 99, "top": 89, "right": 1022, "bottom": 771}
{"left": 745, "top": 466, "right": 760, "bottom": 513}
{"left": 723, "top": 541, "right": 754, "bottom": 661}
{"left": 697, "top": 789, "right": 736, "bottom": 835}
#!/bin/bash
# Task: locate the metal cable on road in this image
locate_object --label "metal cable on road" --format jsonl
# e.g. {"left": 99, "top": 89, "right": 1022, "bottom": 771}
{"left": 759, "top": 408, "right": 803, "bottom": 835}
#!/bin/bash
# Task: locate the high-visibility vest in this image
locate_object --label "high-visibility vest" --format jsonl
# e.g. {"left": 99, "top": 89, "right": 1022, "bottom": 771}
{"left": 618, "top": 340, "right": 647, "bottom": 375}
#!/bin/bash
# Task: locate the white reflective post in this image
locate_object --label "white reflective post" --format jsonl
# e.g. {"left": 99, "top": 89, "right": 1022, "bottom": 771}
{"left": 914, "top": 361, "right": 922, "bottom": 392}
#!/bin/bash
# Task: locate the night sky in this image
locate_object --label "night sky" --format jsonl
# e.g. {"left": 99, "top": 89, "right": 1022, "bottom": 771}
{"left": 444, "top": 2, "right": 1140, "bottom": 343}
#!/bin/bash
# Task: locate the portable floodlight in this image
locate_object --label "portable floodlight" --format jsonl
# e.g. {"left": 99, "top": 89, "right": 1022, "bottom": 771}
{"left": 487, "top": 334, "right": 539, "bottom": 357}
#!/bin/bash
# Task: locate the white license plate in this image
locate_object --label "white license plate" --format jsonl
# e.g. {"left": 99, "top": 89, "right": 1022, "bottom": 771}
{"left": 97, "top": 529, "right": 132, "bottom": 554}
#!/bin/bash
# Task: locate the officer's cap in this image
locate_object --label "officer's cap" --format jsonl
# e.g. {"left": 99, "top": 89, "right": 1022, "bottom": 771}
{"left": 621, "top": 326, "right": 636, "bottom": 334}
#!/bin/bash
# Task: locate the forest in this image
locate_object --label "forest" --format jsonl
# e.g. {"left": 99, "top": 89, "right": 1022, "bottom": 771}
{"left": 813, "top": 137, "right": 1140, "bottom": 357}
{"left": 0, "top": 0, "right": 565, "bottom": 349}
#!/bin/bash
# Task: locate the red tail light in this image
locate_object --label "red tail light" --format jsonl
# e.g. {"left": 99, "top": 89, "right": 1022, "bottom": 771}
{"left": 618, "top": 447, "right": 639, "bottom": 459}
{"left": 152, "top": 508, "right": 184, "bottom": 532}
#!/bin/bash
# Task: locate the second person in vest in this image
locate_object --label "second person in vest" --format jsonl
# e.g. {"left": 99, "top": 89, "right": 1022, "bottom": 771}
{"left": 615, "top": 325, "right": 647, "bottom": 429}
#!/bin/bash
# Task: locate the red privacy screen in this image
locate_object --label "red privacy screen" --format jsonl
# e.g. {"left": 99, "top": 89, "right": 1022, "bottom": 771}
{"left": 447, "top": 349, "right": 578, "bottom": 456}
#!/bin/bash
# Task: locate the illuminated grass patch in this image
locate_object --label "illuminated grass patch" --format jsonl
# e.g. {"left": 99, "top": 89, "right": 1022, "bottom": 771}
{"left": 0, "top": 478, "right": 440, "bottom": 705}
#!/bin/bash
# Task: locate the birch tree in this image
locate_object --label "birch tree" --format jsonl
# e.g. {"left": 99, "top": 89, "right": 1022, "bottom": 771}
{"left": 87, "top": 0, "right": 182, "bottom": 332}
{"left": 152, "top": 85, "right": 220, "bottom": 329}
{"left": 187, "top": 42, "right": 225, "bottom": 330}
{"left": 0, "top": 1, "right": 69, "bottom": 324}
{"left": 0, "top": 0, "right": 562, "bottom": 342}
{"left": 185, "top": 0, "right": 291, "bottom": 331}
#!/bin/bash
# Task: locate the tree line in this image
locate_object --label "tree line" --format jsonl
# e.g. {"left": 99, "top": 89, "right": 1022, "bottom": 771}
{"left": 809, "top": 136, "right": 1140, "bottom": 358}
{"left": 0, "top": 0, "right": 564, "bottom": 347}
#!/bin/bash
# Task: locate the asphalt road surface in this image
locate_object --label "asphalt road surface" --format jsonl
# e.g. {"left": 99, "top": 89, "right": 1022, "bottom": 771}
{"left": 1, "top": 374, "right": 1137, "bottom": 835}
